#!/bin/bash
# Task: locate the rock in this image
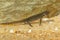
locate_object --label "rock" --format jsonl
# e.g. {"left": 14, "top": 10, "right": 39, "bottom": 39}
{"left": 0, "top": 0, "right": 58, "bottom": 23}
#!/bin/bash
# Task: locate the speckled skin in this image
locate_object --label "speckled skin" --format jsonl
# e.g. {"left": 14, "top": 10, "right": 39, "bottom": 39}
{"left": 0, "top": 0, "right": 58, "bottom": 23}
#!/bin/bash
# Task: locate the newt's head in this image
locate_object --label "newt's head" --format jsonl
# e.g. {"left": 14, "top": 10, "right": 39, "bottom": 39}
{"left": 44, "top": 4, "right": 58, "bottom": 18}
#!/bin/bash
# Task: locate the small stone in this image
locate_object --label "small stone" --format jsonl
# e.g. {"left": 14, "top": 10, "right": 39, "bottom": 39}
{"left": 54, "top": 27, "right": 58, "bottom": 31}
{"left": 9, "top": 29, "right": 14, "bottom": 33}
{"left": 28, "top": 29, "right": 32, "bottom": 33}
{"left": 48, "top": 21, "right": 53, "bottom": 24}
{"left": 42, "top": 18, "right": 49, "bottom": 21}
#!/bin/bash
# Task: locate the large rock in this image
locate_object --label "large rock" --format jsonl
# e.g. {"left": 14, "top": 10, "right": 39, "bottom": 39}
{"left": 0, "top": 0, "right": 57, "bottom": 23}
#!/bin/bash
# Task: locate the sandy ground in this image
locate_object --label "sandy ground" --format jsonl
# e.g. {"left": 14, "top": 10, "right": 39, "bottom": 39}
{"left": 0, "top": 14, "right": 60, "bottom": 40}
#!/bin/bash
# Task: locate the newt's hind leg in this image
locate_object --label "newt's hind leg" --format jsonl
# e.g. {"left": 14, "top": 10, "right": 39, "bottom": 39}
{"left": 24, "top": 20, "right": 33, "bottom": 27}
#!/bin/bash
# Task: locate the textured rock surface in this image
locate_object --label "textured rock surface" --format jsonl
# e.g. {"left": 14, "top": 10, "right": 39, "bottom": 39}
{"left": 0, "top": 0, "right": 58, "bottom": 23}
